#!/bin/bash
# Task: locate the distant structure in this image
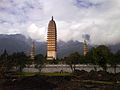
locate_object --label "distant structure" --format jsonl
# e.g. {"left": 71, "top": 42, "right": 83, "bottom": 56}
{"left": 84, "top": 40, "right": 87, "bottom": 56}
{"left": 47, "top": 16, "right": 57, "bottom": 60}
{"left": 30, "top": 41, "right": 35, "bottom": 59}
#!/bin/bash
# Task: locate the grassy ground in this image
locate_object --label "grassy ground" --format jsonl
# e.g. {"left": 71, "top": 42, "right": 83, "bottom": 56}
{"left": 7, "top": 72, "right": 114, "bottom": 84}
{"left": 6, "top": 72, "right": 72, "bottom": 77}
{"left": 82, "top": 80, "right": 114, "bottom": 84}
{"left": 4, "top": 72, "right": 118, "bottom": 85}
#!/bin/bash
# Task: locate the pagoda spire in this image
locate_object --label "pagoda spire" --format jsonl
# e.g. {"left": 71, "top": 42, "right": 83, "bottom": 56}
{"left": 30, "top": 41, "right": 35, "bottom": 60}
{"left": 84, "top": 40, "right": 87, "bottom": 56}
{"left": 47, "top": 16, "right": 57, "bottom": 60}
{"left": 52, "top": 16, "right": 53, "bottom": 20}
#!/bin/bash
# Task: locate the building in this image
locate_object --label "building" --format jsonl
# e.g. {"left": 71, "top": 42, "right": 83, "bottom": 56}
{"left": 30, "top": 41, "right": 35, "bottom": 59}
{"left": 84, "top": 40, "right": 87, "bottom": 56}
{"left": 47, "top": 16, "right": 57, "bottom": 60}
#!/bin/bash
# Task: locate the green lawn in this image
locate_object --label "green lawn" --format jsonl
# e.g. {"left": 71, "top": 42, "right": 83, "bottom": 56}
{"left": 38, "top": 72, "right": 72, "bottom": 76}
{"left": 82, "top": 80, "right": 113, "bottom": 84}
{"left": 7, "top": 72, "right": 72, "bottom": 77}
{"left": 3, "top": 73, "right": 116, "bottom": 85}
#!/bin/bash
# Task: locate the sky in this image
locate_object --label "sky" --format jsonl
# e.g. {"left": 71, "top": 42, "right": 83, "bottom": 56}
{"left": 0, "top": 0, "right": 120, "bottom": 45}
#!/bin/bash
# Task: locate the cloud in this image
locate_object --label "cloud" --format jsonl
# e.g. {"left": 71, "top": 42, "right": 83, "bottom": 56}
{"left": 27, "top": 23, "right": 46, "bottom": 41}
{"left": 0, "top": 0, "right": 120, "bottom": 45}
{"left": 82, "top": 34, "right": 90, "bottom": 41}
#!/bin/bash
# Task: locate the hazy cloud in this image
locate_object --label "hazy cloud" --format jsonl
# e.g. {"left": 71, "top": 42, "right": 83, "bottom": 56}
{"left": 0, "top": 0, "right": 120, "bottom": 45}
{"left": 82, "top": 34, "right": 90, "bottom": 41}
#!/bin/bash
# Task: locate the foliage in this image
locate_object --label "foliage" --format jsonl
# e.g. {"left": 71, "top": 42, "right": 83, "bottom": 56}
{"left": 94, "top": 45, "right": 111, "bottom": 71}
{"left": 0, "top": 49, "right": 8, "bottom": 60}
{"left": 86, "top": 45, "right": 112, "bottom": 71}
{"left": 0, "top": 50, "right": 15, "bottom": 78}
{"left": 0, "top": 44, "right": 120, "bottom": 76}
{"left": 34, "top": 54, "right": 45, "bottom": 72}
{"left": 51, "top": 58, "right": 59, "bottom": 64}
{"left": 65, "top": 52, "right": 80, "bottom": 72}
{"left": 86, "top": 47, "right": 98, "bottom": 71}
{"left": 10, "top": 52, "right": 28, "bottom": 72}
{"left": 110, "top": 50, "right": 120, "bottom": 73}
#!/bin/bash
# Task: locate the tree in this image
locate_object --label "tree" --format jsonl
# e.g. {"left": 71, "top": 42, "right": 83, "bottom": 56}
{"left": 0, "top": 50, "right": 15, "bottom": 78}
{"left": 26, "top": 56, "right": 34, "bottom": 68}
{"left": 0, "top": 59, "right": 13, "bottom": 78}
{"left": 34, "top": 54, "right": 45, "bottom": 72}
{"left": 50, "top": 58, "right": 60, "bottom": 64}
{"left": 86, "top": 47, "right": 99, "bottom": 71}
{"left": 94, "top": 45, "right": 111, "bottom": 72}
{"left": 11, "top": 52, "right": 28, "bottom": 72}
{"left": 86, "top": 46, "right": 112, "bottom": 71}
{"left": 79, "top": 54, "right": 86, "bottom": 64}
{"left": 65, "top": 52, "right": 80, "bottom": 72}
{"left": 110, "top": 50, "right": 120, "bottom": 74}
{"left": 0, "top": 49, "right": 8, "bottom": 60}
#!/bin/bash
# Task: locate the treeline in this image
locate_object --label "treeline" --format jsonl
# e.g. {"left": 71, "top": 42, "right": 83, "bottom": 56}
{"left": 60, "top": 45, "right": 120, "bottom": 73}
{"left": 0, "top": 45, "right": 120, "bottom": 77}
{"left": 0, "top": 50, "right": 45, "bottom": 78}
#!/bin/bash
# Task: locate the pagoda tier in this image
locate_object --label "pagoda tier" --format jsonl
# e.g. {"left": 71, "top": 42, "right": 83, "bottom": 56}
{"left": 47, "top": 16, "right": 57, "bottom": 60}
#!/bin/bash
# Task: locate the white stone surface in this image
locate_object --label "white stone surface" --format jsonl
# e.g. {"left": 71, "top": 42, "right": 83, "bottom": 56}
{"left": 23, "top": 64, "right": 120, "bottom": 73}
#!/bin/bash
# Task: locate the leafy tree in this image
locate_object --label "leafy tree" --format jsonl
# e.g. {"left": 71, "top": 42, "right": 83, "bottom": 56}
{"left": 65, "top": 52, "right": 80, "bottom": 72}
{"left": 26, "top": 56, "right": 34, "bottom": 68}
{"left": 34, "top": 54, "right": 45, "bottom": 72}
{"left": 78, "top": 54, "right": 85, "bottom": 64}
{"left": 110, "top": 50, "right": 120, "bottom": 74}
{"left": 94, "top": 45, "right": 111, "bottom": 72}
{"left": 0, "top": 50, "right": 15, "bottom": 78}
{"left": 86, "top": 46, "right": 112, "bottom": 71}
{"left": 11, "top": 52, "right": 28, "bottom": 72}
{"left": 86, "top": 47, "right": 99, "bottom": 71}
{"left": 0, "top": 49, "right": 8, "bottom": 60}
{"left": 51, "top": 58, "right": 60, "bottom": 64}
{"left": 0, "top": 59, "right": 13, "bottom": 78}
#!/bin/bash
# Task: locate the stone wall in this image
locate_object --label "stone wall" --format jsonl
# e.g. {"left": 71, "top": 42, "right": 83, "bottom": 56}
{"left": 23, "top": 64, "right": 120, "bottom": 73}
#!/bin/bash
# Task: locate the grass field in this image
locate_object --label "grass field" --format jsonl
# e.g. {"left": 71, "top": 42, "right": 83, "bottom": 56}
{"left": 7, "top": 72, "right": 72, "bottom": 77}
{"left": 4, "top": 72, "right": 118, "bottom": 85}
{"left": 82, "top": 80, "right": 114, "bottom": 84}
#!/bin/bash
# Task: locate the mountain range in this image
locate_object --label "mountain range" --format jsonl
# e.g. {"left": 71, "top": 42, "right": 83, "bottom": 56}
{"left": 0, "top": 34, "right": 120, "bottom": 58}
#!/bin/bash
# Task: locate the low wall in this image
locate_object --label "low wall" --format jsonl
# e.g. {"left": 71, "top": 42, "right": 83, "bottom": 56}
{"left": 23, "top": 64, "right": 120, "bottom": 73}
